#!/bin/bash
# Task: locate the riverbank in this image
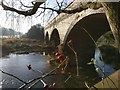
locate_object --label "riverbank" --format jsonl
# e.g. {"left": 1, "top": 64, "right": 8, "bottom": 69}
{"left": 1, "top": 38, "right": 46, "bottom": 57}
{"left": 1, "top": 31, "right": 119, "bottom": 88}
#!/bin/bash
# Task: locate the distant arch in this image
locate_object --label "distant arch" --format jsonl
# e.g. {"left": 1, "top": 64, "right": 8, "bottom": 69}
{"left": 44, "top": 31, "right": 49, "bottom": 42}
{"left": 50, "top": 28, "right": 60, "bottom": 46}
{"left": 64, "top": 13, "right": 111, "bottom": 65}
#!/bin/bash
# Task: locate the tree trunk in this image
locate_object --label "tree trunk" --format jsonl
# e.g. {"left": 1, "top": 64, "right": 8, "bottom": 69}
{"left": 102, "top": 2, "right": 120, "bottom": 53}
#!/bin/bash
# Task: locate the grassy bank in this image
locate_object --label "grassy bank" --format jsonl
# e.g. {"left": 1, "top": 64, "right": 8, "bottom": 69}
{"left": 1, "top": 38, "right": 46, "bottom": 57}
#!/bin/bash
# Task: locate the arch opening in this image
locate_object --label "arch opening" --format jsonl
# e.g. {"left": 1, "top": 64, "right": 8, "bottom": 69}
{"left": 96, "top": 31, "right": 120, "bottom": 69}
{"left": 64, "top": 13, "right": 111, "bottom": 66}
{"left": 50, "top": 28, "right": 60, "bottom": 47}
{"left": 45, "top": 31, "right": 49, "bottom": 43}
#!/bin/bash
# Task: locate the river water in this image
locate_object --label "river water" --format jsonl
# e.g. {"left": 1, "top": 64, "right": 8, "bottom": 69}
{"left": 0, "top": 53, "right": 55, "bottom": 88}
{"left": 94, "top": 49, "right": 116, "bottom": 78}
{"left": 0, "top": 50, "right": 116, "bottom": 88}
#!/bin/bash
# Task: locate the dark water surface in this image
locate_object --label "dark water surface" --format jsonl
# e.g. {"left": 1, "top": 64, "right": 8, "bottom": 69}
{"left": 0, "top": 51, "right": 117, "bottom": 89}
{"left": 94, "top": 49, "right": 116, "bottom": 78}
{"left": 0, "top": 53, "right": 54, "bottom": 88}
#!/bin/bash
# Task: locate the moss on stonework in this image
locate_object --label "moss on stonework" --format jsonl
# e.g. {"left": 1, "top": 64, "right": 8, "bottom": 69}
{"left": 97, "top": 31, "right": 117, "bottom": 48}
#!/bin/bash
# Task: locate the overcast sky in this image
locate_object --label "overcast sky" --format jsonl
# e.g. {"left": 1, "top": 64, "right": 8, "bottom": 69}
{"left": 0, "top": 0, "right": 72, "bottom": 34}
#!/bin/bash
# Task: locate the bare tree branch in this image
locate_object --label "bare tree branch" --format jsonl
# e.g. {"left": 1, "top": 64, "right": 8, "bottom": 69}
{"left": 1, "top": 0, "right": 44, "bottom": 16}
{"left": 1, "top": 0, "right": 102, "bottom": 16}
{"left": 0, "top": 56, "right": 68, "bottom": 89}
{"left": 55, "top": 0, "right": 61, "bottom": 10}
{"left": 47, "top": 11, "right": 54, "bottom": 22}
{"left": 18, "top": 57, "right": 68, "bottom": 89}
{"left": 19, "top": 0, "right": 32, "bottom": 8}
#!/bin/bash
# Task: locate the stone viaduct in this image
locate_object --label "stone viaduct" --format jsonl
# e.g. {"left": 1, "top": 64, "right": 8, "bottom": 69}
{"left": 44, "top": 2, "right": 111, "bottom": 66}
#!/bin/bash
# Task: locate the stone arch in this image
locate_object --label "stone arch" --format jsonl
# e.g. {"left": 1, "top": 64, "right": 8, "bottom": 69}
{"left": 64, "top": 13, "right": 111, "bottom": 65}
{"left": 44, "top": 31, "right": 49, "bottom": 42}
{"left": 50, "top": 28, "right": 60, "bottom": 47}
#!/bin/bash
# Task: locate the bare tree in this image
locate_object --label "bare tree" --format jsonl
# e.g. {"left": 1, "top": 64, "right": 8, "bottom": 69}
{"left": 0, "top": 0, "right": 120, "bottom": 52}
{"left": 0, "top": 0, "right": 102, "bottom": 16}
{"left": 0, "top": 1, "right": 119, "bottom": 88}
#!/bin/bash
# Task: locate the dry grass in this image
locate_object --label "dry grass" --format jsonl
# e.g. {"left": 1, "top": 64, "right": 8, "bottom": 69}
{"left": 1, "top": 38, "right": 45, "bottom": 57}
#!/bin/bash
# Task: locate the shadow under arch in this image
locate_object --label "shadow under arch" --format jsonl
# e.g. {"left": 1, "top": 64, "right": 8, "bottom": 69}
{"left": 50, "top": 28, "right": 60, "bottom": 47}
{"left": 96, "top": 31, "right": 120, "bottom": 68}
{"left": 45, "top": 31, "right": 49, "bottom": 43}
{"left": 64, "top": 13, "right": 111, "bottom": 66}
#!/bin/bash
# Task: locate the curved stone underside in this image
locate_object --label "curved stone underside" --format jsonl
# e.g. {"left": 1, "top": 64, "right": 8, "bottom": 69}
{"left": 65, "top": 13, "right": 111, "bottom": 65}
{"left": 44, "top": 7, "right": 112, "bottom": 65}
{"left": 44, "top": 32, "right": 49, "bottom": 43}
{"left": 50, "top": 28, "right": 60, "bottom": 47}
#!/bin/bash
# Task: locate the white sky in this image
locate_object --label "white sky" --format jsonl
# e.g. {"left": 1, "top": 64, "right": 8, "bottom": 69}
{"left": 0, "top": 0, "right": 72, "bottom": 34}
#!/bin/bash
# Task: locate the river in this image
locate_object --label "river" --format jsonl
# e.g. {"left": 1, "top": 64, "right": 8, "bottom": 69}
{"left": 0, "top": 53, "right": 55, "bottom": 88}
{"left": 0, "top": 50, "right": 117, "bottom": 89}
{"left": 94, "top": 49, "right": 116, "bottom": 78}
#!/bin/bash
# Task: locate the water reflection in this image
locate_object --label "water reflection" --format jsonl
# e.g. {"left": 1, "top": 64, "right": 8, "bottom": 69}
{"left": 94, "top": 49, "right": 116, "bottom": 78}
{"left": 0, "top": 53, "right": 53, "bottom": 88}
{"left": 0, "top": 50, "right": 117, "bottom": 88}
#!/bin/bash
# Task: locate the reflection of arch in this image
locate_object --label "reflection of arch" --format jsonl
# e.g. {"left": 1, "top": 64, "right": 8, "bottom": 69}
{"left": 64, "top": 13, "right": 111, "bottom": 65}
{"left": 45, "top": 32, "right": 49, "bottom": 42}
{"left": 50, "top": 28, "right": 60, "bottom": 46}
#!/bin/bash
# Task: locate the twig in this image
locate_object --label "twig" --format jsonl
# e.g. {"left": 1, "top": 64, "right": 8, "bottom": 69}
{"left": 32, "top": 69, "right": 43, "bottom": 74}
{"left": 26, "top": 79, "right": 41, "bottom": 90}
{"left": 95, "top": 64, "right": 118, "bottom": 89}
{"left": 64, "top": 75, "right": 71, "bottom": 83}
{"left": 18, "top": 57, "right": 68, "bottom": 89}
{"left": 81, "top": 27, "right": 104, "bottom": 59}
{"left": 85, "top": 81, "right": 90, "bottom": 88}
{"left": 0, "top": 69, "right": 27, "bottom": 84}
{"left": 27, "top": 79, "right": 47, "bottom": 90}
{"left": 55, "top": 0, "right": 61, "bottom": 10}
{"left": 64, "top": 58, "right": 68, "bottom": 71}
{"left": 85, "top": 81, "right": 98, "bottom": 89}
{"left": 47, "top": 11, "right": 54, "bottom": 22}
{"left": 67, "top": 44, "right": 79, "bottom": 76}
{"left": 60, "top": 0, "right": 65, "bottom": 8}
{"left": 82, "top": 27, "right": 118, "bottom": 89}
